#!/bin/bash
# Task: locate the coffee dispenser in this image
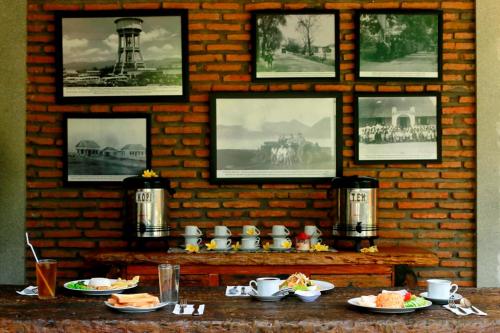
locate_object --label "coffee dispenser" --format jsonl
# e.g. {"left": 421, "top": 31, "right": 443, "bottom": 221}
{"left": 123, "top": 176, "right": 175, "bottom": 239}
{"left": 331, "top": 176, "right": 379, "bottom": 250}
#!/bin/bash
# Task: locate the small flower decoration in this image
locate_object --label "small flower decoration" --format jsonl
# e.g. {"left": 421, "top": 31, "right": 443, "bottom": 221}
{"left": 142, "top": 169, "right": 158, "bottom": 178}
{"left": 205, "top": 240, "right": 217, "bottom": 251}
{"left": 263, "top": 242, "right": 271, "bottom": 251}
{"left": 231, "top": 241, "right": 240, "bottom": 251}
{"left": 185, "top": 244, "right": 199, "bottom": 253}
{"left": 360, "top": 245, "right": 378, "bottom": 253}
{"left": 281, "top": 240, "right": 292, "bottom": 249}
{"left": 245, "top": 228, "right": 256, "bottom": 236}
{"left": 313, "top": 243, "right": 329, "bottom": 252}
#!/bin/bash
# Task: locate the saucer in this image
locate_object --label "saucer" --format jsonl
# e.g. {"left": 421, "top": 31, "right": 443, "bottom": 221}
{"left": 180, "top": 233, "right": 203, "bottom": 237}
{"left": 248, "top": 289, "right": 286, "bottom": 302}
{"left": 240, "top": 247, "right": 261, "bottom": 252}
{"left": 238, "top": 234, "right": 261, "bottom": 238}
{"left": 268, "top": 233, "right": 291, "bottom": 237}
{"left": 419, "top": 292, "right": 463, "bottom": 305}
{"left": 270, "top": 246, "right": 292, "bottom": 252}
{"left": 213, "top": 247, "right": 232, "bottom": 252}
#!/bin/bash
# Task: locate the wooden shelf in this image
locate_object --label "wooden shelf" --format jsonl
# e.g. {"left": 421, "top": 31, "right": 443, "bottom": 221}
{"left": 83, "top": 247, "right": 438, "bottom": 288}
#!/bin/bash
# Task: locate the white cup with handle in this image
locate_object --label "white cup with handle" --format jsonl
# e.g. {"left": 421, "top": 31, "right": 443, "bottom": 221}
{"left": 272, "top": 225, "right": 290, "bottom": 236}
{"left": 213, "top": 237, "right": 231, "bottom": 250}
{"left": 184, "top": 225, "right": 203, "bottom": 236}
{"left": 241, "top": 237, "right": 260, "bottom": 250}
{"left": 214, "top": 225, "right": 231, "bottom": 237}
{"left": 310, "top": 237, "right": 323, "bottom": 246}
{"left": 242, "top": 225, "right": 260, "bottom": 236}
{"left": 184, "top": 236, "right": 202, "bottom": 247}
{"left": 273, "top": 237, "right": 291, "bottom": 249}
{"left": 427, "top": 279, "right": 459, "bottom": 300}
{"left": 249, "top": 277, "right": 281, "bottom": 296}
{"left": 304, "top": 225, "right": 322, "bottom": 237}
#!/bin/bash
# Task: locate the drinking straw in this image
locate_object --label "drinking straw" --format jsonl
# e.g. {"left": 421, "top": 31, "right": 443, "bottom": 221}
{"left": 26, "top": 232, "right": 55, "bottom": 297}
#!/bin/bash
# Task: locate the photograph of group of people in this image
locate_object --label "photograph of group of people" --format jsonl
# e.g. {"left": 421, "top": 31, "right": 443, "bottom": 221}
{"left": 358, "top": 124, "right": 437, "bottom": 144}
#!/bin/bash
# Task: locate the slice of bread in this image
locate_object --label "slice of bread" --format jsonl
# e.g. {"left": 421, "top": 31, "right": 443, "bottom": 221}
{"left": 108, "top": 293, "right": 160, "bottom": 308}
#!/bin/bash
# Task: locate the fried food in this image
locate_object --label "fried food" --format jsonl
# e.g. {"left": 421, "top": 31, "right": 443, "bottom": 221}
{"left": 280, "top": 272, "right": 314, "bottom": 290}
{"left": 375, "top": 292, "right": 404, "bottom": 308}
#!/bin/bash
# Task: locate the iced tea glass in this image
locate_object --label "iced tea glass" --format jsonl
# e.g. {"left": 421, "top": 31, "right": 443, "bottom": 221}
{"left": 36, "top": 259, "right": 57, "bottom": 299}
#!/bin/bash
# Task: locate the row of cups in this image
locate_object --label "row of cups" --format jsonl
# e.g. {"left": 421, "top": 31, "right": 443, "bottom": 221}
{"left": 182, "top": 225, "right": 324, "bottom": 251}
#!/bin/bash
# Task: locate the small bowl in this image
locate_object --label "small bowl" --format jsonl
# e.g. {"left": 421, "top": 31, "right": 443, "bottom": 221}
{"left": 295, "top": 290, "right": 321, "bottom": 302}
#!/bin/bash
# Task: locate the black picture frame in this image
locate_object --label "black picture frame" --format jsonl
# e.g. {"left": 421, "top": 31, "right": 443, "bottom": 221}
{"left": 251, "top": 10, "right": 340, "bottom": 81}
{"left": 210, "top": 92, "right": 343, "bottom": 184}
{"left": 63, "top": 113, "right": 151, "bottom": 184}
{"left": 55, "top": 10, "right": 189, "bottom": 103}
{"left": 356, "top": 10, "right": 442, "bottom": 80}
{"left": 354, "top": 93, "right": 442, "bottom": 163}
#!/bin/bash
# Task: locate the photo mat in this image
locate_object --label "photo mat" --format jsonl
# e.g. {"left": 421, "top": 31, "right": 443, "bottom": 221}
{"left": 252, "top": 10, "right": 340, "bottom": 81}
{"left": 55, "top": 10, "right": 188, "bottom": 103}
{"left": 355, "top": 93, "right": 442, "bottom": 163}
{"left": 63, "top": 114, "right": 151, "bottom": 184}
{"left": 210, "top": 92, "right": 342, "bottom": 183}
{"left": 356, "top": 10, "right": 442, "bottom": 80}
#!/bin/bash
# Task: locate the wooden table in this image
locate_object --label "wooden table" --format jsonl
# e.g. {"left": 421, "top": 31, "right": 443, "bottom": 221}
{"left": 1, "top": 286, "right": 499, "bottom": 332}
{"left": 83, "top": 247, "right": 438, "bottom": 288}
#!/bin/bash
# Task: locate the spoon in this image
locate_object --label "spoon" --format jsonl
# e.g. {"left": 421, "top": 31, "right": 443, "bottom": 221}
{"left": 460, "top": 297, "right": 480, "bottom": 314}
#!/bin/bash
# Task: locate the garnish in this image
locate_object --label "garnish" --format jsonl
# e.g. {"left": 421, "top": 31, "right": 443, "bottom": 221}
{"left": 66, "top": 281, "right": 90, "bottom": 290}
{"left": 205, "top": 240, "right": 216, "bottom": 251}
{"left": 231, "top": 241, "right": 240, "bottom": 251}
{"left": 245, "top": 228, "right": 256, "bottom": 236}
{"left": 313, "top": 243, "right": 329, "bottom": 252}
{"left": 142, "top": 169, "right": 158, "bottom": 178}
{"left": 360, "top": 245, "right": 378, "bottom": 253}
{"left": 186, "top": 244, "right": 200, "bottom": 253}
{"left": 263, "top": 242, "right": 271, "bottom": 251}
{"left": 281, "top": 240, "right": 292, "bottom": 249}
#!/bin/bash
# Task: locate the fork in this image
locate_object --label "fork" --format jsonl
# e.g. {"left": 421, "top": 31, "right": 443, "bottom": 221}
{"left": 240, "top": 286, "right": 247, "bottom": 296}
{"left": 179, "top": 298, "right": 187, "bottom": 314}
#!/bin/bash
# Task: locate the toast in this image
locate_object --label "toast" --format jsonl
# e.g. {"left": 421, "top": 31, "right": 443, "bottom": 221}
{"left": 108, "top": 293, "right": 160, "bottom": 308}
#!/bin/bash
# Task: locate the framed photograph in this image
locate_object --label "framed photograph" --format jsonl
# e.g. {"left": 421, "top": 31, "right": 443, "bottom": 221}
{"left": 63, "top": 114, "right": 151, "bottom": 184}
{"left": 356, "top": 10, "right": 442, "bottom": 80}
{"left": 55, "top": 10, "right": 188, "bottom": 103}
{"left": 210, "top": 92, "right": 342, "bottom": 184}
{"left": 355, "top": 93, "right": 441, "bottom": 163}
{"left": 252, "top": 10, "right": 340, "bottom": 81}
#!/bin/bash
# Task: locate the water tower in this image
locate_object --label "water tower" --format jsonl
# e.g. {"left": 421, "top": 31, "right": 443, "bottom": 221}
{"left": 113, "top": 17, "right": 146, "bottom": 74}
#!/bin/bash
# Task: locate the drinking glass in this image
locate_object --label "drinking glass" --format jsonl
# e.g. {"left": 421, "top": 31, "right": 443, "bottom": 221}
{"left": 158, "top": 264, "right": 180, "bottom": 304}
{"left": 36, "top": 259, "right": 57, "bottom": 299}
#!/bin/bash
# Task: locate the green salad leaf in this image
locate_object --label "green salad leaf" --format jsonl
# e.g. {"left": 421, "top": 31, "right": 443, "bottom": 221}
{"left": 66, "top": 281, "right": 90, "bottom": 290}
{"left": 404, "top": 295, "right": 428, "bottom": 308}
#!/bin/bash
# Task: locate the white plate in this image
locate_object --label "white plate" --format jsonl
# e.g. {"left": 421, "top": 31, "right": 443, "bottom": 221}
{"left": 248, "top": 290, "right": 286, "bottom": 302}
{"left": 267, "top": 233, "right": 291, "bottom": 237}
{"left": 104, "top": 301, "right": 168, "bottom": 313}
{"left": 419, "top": 292, "right": 463, "bottom": 305}
{"left": 239, "top": 247, "right": 261, "bottom": 252}
{"left": 64, "top": 279, "right": 138, "bottom": 296}
{"left": 347, "top": 297, "right": 432, "bottom": 313}
{"left": 280, "top": 280, "right": 335, "bottom": 293}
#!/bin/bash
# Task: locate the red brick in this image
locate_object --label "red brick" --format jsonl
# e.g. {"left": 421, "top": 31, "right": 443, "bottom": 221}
{"left": 202, "top": 3, "right": 241, "bottom": 10}
{"left": 223, "top": 201, "right": 261, "bottom": 208}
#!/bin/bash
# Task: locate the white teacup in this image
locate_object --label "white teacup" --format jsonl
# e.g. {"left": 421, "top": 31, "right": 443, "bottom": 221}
{"left": 184, "top": 225, "right": 203, "bottom": 236}
{"left": 241, "top": 237, "right": 260, "bottom": 250}
{"left": 304, "top": 225, "right": 322, "bottom": 237}
{"left": 272, "top": 225, "right": 290, "bottom": 236}
{"left": 249, "top": 277, "right": 281, "bottom": 296}
{"left": 242, "top": 225, "right": 260, "bottom": 236}
{"left": 213, "top": 237, "right": 231, "bottom": 250}
{"left": 310, "top": 237, "right": 323, "bottom": 246}
{"left": 273, "top": 237, "right": 291, "bottom": 248}
{"left": 184, "top": 236, "right": 202, "bottom": 247}
{"left": 214, "top": 225, "right": 231, "bottom": 237}
{"left": 427, "top": 279, "right": 459, "bottom": 300}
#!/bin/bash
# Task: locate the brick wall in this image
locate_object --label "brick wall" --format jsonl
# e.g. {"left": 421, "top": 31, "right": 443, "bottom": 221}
{"left": 26, "top": 0, "right": 476, "bottom": 286}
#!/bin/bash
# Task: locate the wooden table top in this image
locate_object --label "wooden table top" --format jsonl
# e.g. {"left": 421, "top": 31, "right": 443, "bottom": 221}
{"left": 1, "top": 286, "right": 499, "bottom": 332}
{"left": 84, "top": 246, "right": 439, "bottom": 267}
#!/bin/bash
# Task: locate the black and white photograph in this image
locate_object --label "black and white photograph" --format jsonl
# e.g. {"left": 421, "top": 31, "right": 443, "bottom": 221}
{"left": 64, "top": 114, "right": 151, "bottom": 184}
{"left": 210, "top": 92, "right": 342, "bottom": 183}
{"left": 355, "top": 94, "right": 441, "bottom": 163}
{"left": 252, "top": 10, "right": 339, "bottom": 81}
{"left": 356, "top": 10, "right": 442, "bottom": 79}
{"left": 55, "top": 10, "right": 188, "bottom": 103}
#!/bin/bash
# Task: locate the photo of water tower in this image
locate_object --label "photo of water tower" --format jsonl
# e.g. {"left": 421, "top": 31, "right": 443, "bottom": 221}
{"left": 60, "top": 12, "right": 185, "bottom": 98}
